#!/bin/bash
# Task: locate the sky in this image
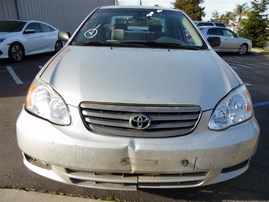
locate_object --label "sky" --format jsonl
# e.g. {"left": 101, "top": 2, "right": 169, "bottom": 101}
{"left": 119, "top": 0, "right": 262, "bottom": 21}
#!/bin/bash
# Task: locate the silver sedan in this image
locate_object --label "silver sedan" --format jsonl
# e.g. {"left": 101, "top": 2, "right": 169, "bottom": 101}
{"left": 17, "top": 6, "right": 259, "bottom": 191}
{"left": 199, "top": 26, "right": 252, "bottom": 55}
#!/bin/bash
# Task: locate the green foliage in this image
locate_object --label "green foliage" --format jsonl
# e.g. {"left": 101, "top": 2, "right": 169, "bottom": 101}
{"left": 238, "top": 0, "right": 269, "bottom": 48}
{"left": 233, "top": 3, "right": 250, "bottom": 27}
{"left": 173, "top": 0, "right": 205, "bottom": 20}
{"left": 210, "top": 10, "right": 220, "bottom": 22}
{"left": 219, "top": 12, "right": 236, "bottom": 26}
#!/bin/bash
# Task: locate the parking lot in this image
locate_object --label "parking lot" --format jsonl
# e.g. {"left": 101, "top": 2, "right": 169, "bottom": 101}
{"left": 0, "top": 52, "right": 269, "bottom": 201}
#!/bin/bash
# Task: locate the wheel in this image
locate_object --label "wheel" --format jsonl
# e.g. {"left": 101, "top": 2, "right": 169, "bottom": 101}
{"left": 238, "top": 44, "right": 248, "bottom": 55}
{"left": 55, "top": 40, "right": 63, "bottom": 52}
{"left": 8, "top": 43, "right": 24, "bottom": 62}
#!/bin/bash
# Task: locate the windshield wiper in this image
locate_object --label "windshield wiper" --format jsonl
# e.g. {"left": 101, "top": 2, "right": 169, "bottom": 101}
{"left": 119, "top": 41, "right": 201, "bottom": 50}
{"left": 71, "top": 41, "right": 112, "bottom": 46}
{"left": 71, "top": 40, "right": 201, "bottom": 50}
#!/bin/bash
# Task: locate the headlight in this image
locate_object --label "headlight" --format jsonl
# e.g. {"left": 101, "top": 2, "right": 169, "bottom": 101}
{"left": 0, "top": 38, "right": 5, "bottom": 43}
{"left": 209, "top": 85, "right": 253, "bottom": 130}
{"left": 25, "top": 78, "right": 71, "bottom": 125}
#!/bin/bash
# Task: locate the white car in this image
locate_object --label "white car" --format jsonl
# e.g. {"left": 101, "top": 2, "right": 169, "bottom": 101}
{"left": 199, "top": 26, "right": 252, "bottom": 55}
{"left": 0, "top": 20, "right": 63, "bottom": 62}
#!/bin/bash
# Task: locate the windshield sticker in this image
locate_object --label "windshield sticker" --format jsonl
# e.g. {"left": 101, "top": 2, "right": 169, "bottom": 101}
{"left": 84, "top": 24, "right": 100, "bottom": 39}
{"left": 104, "top": 24, "right": 114, "bottom": 30}
{"left": 146, "top": 11, "right": 154, "bottom": 17}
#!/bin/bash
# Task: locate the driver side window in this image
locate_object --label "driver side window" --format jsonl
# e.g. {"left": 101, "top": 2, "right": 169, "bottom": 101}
{"left": 223, "top": 29, "right": 236, "bottom": 38}
{"left": 26, "top": 23, "right": 41, "bottom": 33}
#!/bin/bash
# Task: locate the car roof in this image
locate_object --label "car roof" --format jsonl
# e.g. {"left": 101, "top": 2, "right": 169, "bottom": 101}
{"left": 195, "top": 21, "right": 224, "bottom": 24}
{"left": 0, "top": 19, "right": 46, "bottom": 24}
{"left": 99, "top": 5, "right": 181, "bottom": 12}
{"left": 198, "top": 26, "right": 227, "bottom": 29}
{"left": 0, "top": 19, "right": 27, "bottom": 23}
{"left": 0, "top": 19, "right": 58, "bottom": 31}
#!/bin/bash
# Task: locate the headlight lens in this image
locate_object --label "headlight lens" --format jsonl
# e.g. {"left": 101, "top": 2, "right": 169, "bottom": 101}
{"left": 209, "top": 85, "right": 253, "bottom": 130}
{"left": 0, "top": 38, "right": 5, "bottom": 43}
{"left": 25, "top": 78, "right": 71, "bottom": 125}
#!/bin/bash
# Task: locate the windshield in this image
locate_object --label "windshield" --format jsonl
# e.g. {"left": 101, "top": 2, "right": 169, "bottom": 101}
{"left": 72, "top": 8, "right": 208, "bottom": 50}
{"left": 0, "top": 21, "right": 26, "bottom": 32}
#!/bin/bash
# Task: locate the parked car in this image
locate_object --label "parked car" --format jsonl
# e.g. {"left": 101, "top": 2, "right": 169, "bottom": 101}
{"left": 199, "top": 26, "right": 252, "bottom": 55}
{"left": 17, "top": 6, "right": 259, "bottom": 191}
{"left": 194, "top": 21, "right": 226, "bottom": 27}
{"left": 0, "top": 20, "right": 63, "bottom": 62}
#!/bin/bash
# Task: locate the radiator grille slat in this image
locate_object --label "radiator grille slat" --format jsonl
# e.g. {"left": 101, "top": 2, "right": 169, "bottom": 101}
{"left": 65, "top": 169, "right": 208, "bottom": 190}
{"left": 80, "top": 102, "right": 202, "bottom": 138}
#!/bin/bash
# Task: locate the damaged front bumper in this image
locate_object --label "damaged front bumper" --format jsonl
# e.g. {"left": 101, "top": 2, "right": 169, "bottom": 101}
{"left": 16, "top": 106, "right": 260, "bottom": 190}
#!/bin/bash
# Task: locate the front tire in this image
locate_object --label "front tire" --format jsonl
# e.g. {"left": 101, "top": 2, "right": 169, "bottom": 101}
{"left": 8, "top": 43, "right": 24, "bottom": 62}
{"left": 55, "top": 40, "right": 63, "bottom": 52}
{"left": 238, "top": 44, "right": 248, "bottom": 55}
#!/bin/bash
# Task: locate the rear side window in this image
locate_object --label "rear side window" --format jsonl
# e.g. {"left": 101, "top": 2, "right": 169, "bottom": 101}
{"left": 197, "top": 22, "right": 214, "bottom": 26}
{"left": 207, "top": 28, "right": 223, "bottom": 36}
{"left": 214, "top": 23, "right": 225, "bottom": 27}
{"left": 40, "top": 23, "right": 55, "bottom": 32}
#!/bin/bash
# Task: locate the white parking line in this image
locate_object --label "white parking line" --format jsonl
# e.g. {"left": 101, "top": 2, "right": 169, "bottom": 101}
{"left": 225, "top": 61, "right": 255, "bottom": 69}
{"left": 244, "top": 82, "right": 252, "bottom": 86}
{"left": 6, "top": 66, "right": 23, "bottom": 85}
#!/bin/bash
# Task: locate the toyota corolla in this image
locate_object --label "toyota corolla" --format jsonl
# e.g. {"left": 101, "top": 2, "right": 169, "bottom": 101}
{"left": 16, "top": 6, "right": 260, "bottom": 191}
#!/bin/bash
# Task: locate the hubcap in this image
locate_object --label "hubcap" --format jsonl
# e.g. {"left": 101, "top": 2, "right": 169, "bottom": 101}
{"left": 239, "top": 45, "right": 247, "bottom": 55}
{"left": 11, "top": 45, "right": 23, "bottom": 61}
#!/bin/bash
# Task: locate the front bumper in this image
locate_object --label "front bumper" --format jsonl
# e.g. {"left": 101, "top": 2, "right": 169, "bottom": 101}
{"left": 16, "top": 105, "right": 260, "bottom": 190}
{"left": 0, "top": 43, "right": 9, "bottom": 59}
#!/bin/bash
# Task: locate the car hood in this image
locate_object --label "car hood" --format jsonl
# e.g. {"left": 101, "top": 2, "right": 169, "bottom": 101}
{"left": 240, "top": 36, "right": 252, "bottom": 44}
{"left": 0, "top": 32, "right": 18, "bottom": 38}
{"left": 0, "top": 32, "right": 8, "bottom": 37}
{"left": 41, "top": 46, "right": 240, "bottom": 110}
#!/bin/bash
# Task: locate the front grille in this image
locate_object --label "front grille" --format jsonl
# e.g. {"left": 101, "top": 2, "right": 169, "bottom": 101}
{"left": 80, "top": 102, "right": 202, "bottom": 138}
{"left": 65, "top": 169, "right": 208, "bottom": 190}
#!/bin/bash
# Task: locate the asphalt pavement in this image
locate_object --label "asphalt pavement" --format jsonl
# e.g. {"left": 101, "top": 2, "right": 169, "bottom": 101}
{"left": 1, "top": 49, "right": 268, "bottom": 202}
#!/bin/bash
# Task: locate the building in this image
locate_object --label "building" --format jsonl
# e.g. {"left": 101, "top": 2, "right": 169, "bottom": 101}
{"left": 0, "top": 0, "right": 115, "bottom": 32}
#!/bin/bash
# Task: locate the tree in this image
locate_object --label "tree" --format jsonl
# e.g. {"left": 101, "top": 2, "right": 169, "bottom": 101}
{"left": 219, "top": 12, "right": 236, "bottom": 26}
{"left": 238, "top": 0, "right": 269, "bottom": 48}
{"left": 233, "top": 3, "right": 250, "bottom": 27}
{"left": 210, "top": 10, "right": 220, "bottom": 22}
{"left": 173, "top": 0, "right": 205, "bottom": 21}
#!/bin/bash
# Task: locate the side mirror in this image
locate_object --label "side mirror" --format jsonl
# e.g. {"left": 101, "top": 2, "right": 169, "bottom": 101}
{"left": 207, "top": 37, "right": 221, "bottom": 47}
{"left": 58, "top": 31, "right": 71, "bottom": 42}
{"left": 24, "top": 29, "right": 35, "bottom": 34}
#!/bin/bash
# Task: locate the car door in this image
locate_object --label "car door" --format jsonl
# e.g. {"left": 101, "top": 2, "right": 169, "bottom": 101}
{"left": 207, "top": 28, "right": 225, "bottom": 51}
{"left": 39, "top": 23, "right": 57, "bottom": 51}
{"left": 22, "top": 22, "right": 45, "bottom": 54}
{"left": 221, "top": 28, "right": 241, "bottom": 51}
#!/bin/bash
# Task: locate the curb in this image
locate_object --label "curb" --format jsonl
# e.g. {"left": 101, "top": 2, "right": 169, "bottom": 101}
{"left": 0, "top": 189, "right": 100, "bottom": 202}
{"left": 251, "top": 49, "right": 269, "bottom": 55}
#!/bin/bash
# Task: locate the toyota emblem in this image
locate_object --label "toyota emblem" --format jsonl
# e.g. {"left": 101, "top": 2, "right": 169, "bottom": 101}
{"left": 129, "top": 114, "right": 151, "bottom": 130}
